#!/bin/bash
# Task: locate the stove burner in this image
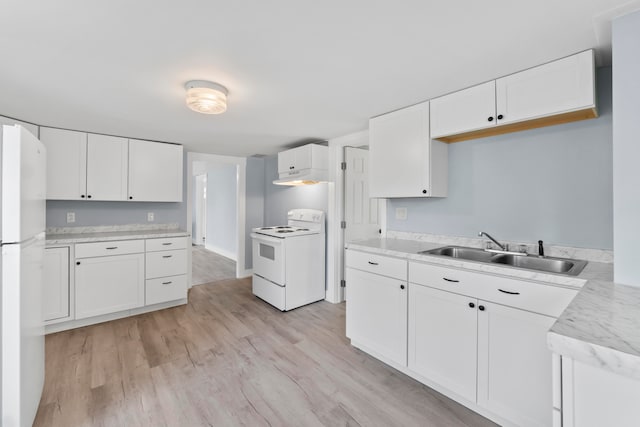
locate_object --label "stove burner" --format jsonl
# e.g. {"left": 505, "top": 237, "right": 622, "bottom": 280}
{"left": 276, "top": 226, "right": 289, "bottom": 229}
{"left": 298, "top": 228, "right": 309, "bottom": 231}
{"left": 260, "top": 227, "right": 275, "bottom": 230}
{"left": 277, "top": 230, "right": 295, "bottom": 233}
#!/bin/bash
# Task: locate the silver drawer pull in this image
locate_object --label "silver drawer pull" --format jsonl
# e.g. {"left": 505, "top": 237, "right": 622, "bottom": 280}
{"left": 162, "top": 242, "right": 172, "bottom": 246}
{"left": 368, "top": 261, "right": 379, "bottom": 265}
{"left": 443, "top": 277, "right": 459, "bottom": 283}
{"left": 498, "top": 289, "right": 520, "bottom": 295}
{"left": 162, "top": 255, "right": 173, "bottom": 258}
{"left": 106, "top": 247, "right": 118, "bottom": 250}
{"left": 162, "top": 281, "right": 172, "bottom": 285}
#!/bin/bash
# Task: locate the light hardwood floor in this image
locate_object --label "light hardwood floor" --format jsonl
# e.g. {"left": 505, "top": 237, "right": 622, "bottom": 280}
{"left": 191, "top": 245, "right": 236, "bottom": 285}
{"left": 34, "top": 278, "right": 497, "bottom": 427}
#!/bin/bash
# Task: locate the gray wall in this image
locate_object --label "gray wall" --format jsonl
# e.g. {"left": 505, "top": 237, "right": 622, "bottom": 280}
{"left": 264, "top": 155, "right": 329, "bottom": 225}
{"left": 206, "top": 163, "right": 237, "bottom": 257}
{"left": 387, "top": 67, "right": 613, "bottom": 250}
{"left": 613, "top": 12, "right": 640, "bottom": 285}
{"left": 46, "top": 153, "right": 188, "bottom": 229}
{"left": 245, "top": 156, "right": 265, "bottom": 269}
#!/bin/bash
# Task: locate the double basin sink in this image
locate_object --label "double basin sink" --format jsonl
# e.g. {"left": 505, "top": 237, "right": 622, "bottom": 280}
{"left": 420, "top": 246, "right": 587, "bottom": 276}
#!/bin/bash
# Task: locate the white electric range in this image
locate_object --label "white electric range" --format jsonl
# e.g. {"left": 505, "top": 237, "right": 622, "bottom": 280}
{"left": 250, "top": 209, "right": 325, "bottom": 311}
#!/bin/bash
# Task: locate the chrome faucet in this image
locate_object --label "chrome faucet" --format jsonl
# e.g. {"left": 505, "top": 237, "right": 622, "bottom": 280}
{"left": 478, "top": 231, "right": 506, "bottom": 251}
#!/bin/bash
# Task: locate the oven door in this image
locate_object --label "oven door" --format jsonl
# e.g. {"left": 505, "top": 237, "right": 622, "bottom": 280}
{"left": 251, "top": 233, "right": 286, "bottom": 285}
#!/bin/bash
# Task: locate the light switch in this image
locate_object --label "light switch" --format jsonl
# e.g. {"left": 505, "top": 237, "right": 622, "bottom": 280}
{"left": 66, "top": 212, "right": 75, "bottom": 223}
{"left": 395, "top": 207, "right": 407, "bottom": 220}
{"left": 147, "top": 212, "right": 154, "bottom": 222}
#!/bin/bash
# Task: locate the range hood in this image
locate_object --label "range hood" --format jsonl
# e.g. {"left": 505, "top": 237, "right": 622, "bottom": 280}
{"left": 273, "top": 143, "right": 329, "bottom": 186}
{"left": 273, "top": 168, "right": 328, "bottom": 186}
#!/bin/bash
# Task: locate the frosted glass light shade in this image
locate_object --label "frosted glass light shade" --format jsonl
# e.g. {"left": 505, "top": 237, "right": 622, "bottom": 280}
{"left": 185, "top": 80, "right": 228, "bottom": 114}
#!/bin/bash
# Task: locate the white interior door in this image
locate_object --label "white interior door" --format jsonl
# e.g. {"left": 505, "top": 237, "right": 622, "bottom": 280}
{"left": 193, "top": 174, "right": 207, "bottom": 245}
{"left": 344, "top": 147, "right": 380, "bottom": 242}
{"left": 343, "top": 146, "right": 381, "bottom": 301}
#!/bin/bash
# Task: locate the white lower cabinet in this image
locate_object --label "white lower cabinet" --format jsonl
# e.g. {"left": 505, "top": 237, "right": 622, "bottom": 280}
{"left": 477, "top": 301, "right": 556, "bottom": 427}
{"left": 75, "top": 253, "right": 145, "bottom": 319}
{"left": 560, "top": 357, "right": 640, "bottom": 427}
{"left": 345, "top": 257, "right": 408, "bottom": 366}
{"left": 347, "top": 250, "right": 579, "bottom": 427}
{"left": 408, "top": 284, "right": 478, "bottom": 402}
{"left": 43, "top": 247, "right": 70, "bottom": 322}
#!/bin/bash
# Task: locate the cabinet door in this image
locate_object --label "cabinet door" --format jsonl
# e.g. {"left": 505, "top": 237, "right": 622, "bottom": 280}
{"left": 408, "top": 284, "right": 478, "bottom": 402}
{"left": 86, "top": 134, "right": 128, "bottom": 200}
{"left": 0, "top": 115, "right": 39, "bottom": 138}
{"left": 495, "top": 50, "right": 595, "bottom": 125}
{"left": 477, "top": 301, "right": 556, "bottom": 427}
{"left": 430, "top": 81, "right": 496, "bottom": 139}
{"left": 277, "top": 148, "right": 297, "bottom": 174}
{"left": 43, "top": 247, "right": 70, "bottom": 321}
{"left": 128, "top": 139, "right": 183, "bottom": 202}
{"left": 346, "top": 267, "right": 407, "bottom": 366}
{"left": 75, "top": 253, "right": 144, "bottom": 319}
{"left": 40, "top": 127, "right": 87, "bottom": 200}
{"left": 369, "top": 102, "right": 430, "bottom": 198}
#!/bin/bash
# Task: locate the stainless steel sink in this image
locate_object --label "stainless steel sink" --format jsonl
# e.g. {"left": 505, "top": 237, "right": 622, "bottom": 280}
{"left": 491, "top": 254, "right": 587, "bottom": 276}
{"left": 420, "top": 246, "right": 587, "bottom": 276}
{"left": 420, "top": 246, "right": 495, "bottom": 263}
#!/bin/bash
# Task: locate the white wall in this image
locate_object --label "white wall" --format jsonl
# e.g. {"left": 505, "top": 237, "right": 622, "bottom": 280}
{"left": 205, "top": 163, "right": 238, "bottom": 260}
{"left": 613, "top": 10, "right": 640, "bottom": 286}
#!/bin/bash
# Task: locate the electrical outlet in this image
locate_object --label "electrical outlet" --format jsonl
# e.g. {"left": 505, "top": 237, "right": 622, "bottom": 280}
{"left": 66, "top": 212, "right": 75, "bottom": 223}
{"left": 147, "top": 212, "right": 154, "bottom": 222}
{"left": 395, "top": 207, "right": 407, "bottom": 220}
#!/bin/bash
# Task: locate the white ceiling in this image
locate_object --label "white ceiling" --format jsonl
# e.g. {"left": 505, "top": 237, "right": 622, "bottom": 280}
{"left": 0, "top": 0, "right": 637, "bottom": 157}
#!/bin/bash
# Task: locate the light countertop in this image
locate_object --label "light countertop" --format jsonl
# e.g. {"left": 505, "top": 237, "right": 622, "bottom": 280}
{"left": 346, "top": 237, "right": 640, "bottom": 380}
{"left": 46, "top": 229, "right": 190, "bottom": 245}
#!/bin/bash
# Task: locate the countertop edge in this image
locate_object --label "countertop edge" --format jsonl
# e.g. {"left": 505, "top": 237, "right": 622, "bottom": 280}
{"left": 46, "top": 230, "right": 191, "bottom": 245}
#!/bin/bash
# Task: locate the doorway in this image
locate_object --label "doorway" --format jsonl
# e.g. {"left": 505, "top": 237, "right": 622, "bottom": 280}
{"left": 186, "top": 153, "right": 248, "bottom": 282}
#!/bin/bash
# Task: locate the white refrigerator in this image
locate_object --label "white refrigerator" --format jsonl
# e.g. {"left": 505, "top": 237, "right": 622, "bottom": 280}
{"left": 1, "top": 124, "right": 46, "bottom": 427}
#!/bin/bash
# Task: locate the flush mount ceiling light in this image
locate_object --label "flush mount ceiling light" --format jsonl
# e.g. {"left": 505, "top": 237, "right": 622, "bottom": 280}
{"left": 185, "top": 80, "right": 228, "bottom": 114}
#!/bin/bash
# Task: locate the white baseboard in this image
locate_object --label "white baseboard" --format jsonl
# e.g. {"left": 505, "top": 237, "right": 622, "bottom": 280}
{"left": 204, "top": 244, "right": 237, "bottom": 261}
{"left": 239, "top": 268, "right": 253, "bottom": 279}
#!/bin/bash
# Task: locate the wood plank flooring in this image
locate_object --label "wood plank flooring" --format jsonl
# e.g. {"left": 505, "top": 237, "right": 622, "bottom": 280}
{"left": 34, "top": 278, "right": 497, "bottom": 427}
{"left": 191, "top": 245, "right": 236, "bottom": 285}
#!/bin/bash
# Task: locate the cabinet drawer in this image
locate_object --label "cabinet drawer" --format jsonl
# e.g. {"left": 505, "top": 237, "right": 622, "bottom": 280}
{"left": 409, "top": 262, "right": 577, "bottom": 318}
{"left": 75, "top": 239, "right": 144, "bottom": 258}
{"left": 146, "top": 249, "right": 187, "bottom": 279}
{"left": 146, "top": 274, "right": 187, "bottom": 305}
{"left": 346, "top": 249, "right": 407, "bottom": 280}
{"left": 146, "top": 236, "right": 188, "bottom": 252}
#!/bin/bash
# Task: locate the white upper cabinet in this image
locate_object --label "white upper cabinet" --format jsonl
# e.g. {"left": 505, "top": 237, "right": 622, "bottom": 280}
{"left": 128, "top": 139, "right": 183, "bottom": 202}
{"left": 40, "top": 127, "right": 88, "bottom": 200}
{"left": 42, "top": 127, "right": 183, "bottom": 202}
{"left": 86, "top": 134, "right": 128, "bottom": 201}
{"left": 430, "top": 50, "right": 596, "bottom": 142}
{"left": 277, "top": 144, "right": 325, "bottom": 174}
{"left": 0, "top": 115, "right": 39, "bottom": 138}
{"left": 369, "top": 101, "right": 448, "bottom": 198}
{"left": 495, "top": 50, "right": 595, "bottom": 125}
{"left": 430, "top": 81, "right": 497, "bottom": 139}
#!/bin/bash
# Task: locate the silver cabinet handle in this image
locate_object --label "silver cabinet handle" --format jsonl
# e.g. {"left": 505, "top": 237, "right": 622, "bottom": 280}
{"left": 498, "top": 289, "right": 520, "bottom": 295}
{"left": 162, "top": 242, "right": 172, "bottom": 246}
{"left": 162, "top": 255, "right": 173, "bottom": 258}
{"left": 106, "top": 247, "right": 118, "bottom": 250}
{"left": 443, "top": 277, "right": 459, "bottom": 283}
{"left": 162, "top": 281, "right": 172, "bottom": 285}
{"left": 368, "top": 261, "right": 379, "bottom": 265}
